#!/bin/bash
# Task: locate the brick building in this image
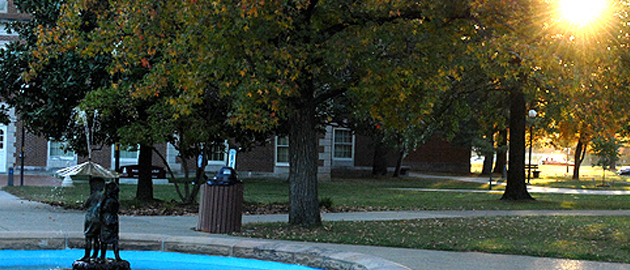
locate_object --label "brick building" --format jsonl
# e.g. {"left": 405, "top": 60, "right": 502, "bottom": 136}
{"left": 12, "top": 121, "right": 470, "bottom": 179}
{"left": 0, "top": 0, "right": 27, "bottom": 174}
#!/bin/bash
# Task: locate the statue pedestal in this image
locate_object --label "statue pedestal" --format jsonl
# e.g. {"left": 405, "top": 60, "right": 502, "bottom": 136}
{"left": 72, "top": 259, "right": 131, "bottom": 270}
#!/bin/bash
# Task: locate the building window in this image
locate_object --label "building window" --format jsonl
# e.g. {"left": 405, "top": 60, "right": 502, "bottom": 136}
{"left": 117, "top": 145, "right": 139, "bottom": 166}
{"left": 49, "top": 141, "right": 75, "bottom": 160}
{"left": 276, "top": 136, "right": 289, "bottom": 165}
{"left": 208, "top": 142, "right": 228, "bottom": 164}
{"left": 0, "top": 0, "right": 7, "bottom": 13}
{"left": 120, "top": 148, "right": 138, "bottom": 159}
{"left": 333, "top": 128, "right": 354, "bottom": 160}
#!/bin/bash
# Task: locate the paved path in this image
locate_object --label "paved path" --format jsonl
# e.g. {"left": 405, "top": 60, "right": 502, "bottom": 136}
{"left": 3, "top": 174, "right": 630, "bottom": 269}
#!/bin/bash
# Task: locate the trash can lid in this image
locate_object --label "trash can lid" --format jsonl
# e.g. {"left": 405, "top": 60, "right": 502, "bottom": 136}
{"left": 207, "top": 167, "right": 239, "bottom": 185}
{"left": 218, "top": 166, "right": 237, "bottom": 178}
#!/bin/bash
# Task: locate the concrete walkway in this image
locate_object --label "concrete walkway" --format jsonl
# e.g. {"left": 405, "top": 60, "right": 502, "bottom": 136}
{"left": 2, "top": 174, "right": 630, "bottom": 269}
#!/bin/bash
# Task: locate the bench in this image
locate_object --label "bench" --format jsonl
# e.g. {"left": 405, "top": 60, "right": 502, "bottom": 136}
{"left": 400, "top": 166, "right": 411, "bottom": 176}
{"left": 525, "top": 164, "right": 540, "bottom": 178}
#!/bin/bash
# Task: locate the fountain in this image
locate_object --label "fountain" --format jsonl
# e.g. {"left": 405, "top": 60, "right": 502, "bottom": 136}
{"left": 71, "top": 178, "right": 130, "bottom": 270}
{"left": 0, "top": 229, "right": 405, "bottom": 270}
{"left": 51, "top": 160, "right": 322, "bottom": 270}
{"left": 55, "top": 111, "right": 130, "bottom": 269}
{"left": 0, "top": 249, "right": 323, "bottom": 270}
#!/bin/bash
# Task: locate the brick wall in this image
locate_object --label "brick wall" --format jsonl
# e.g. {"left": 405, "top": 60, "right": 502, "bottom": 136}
{"left": 237, "top": 143, "right": 274, "bottom": 172}
{"left": 19, "top": 127, "right": 48, "bottom": 168}
{"left": 353, "top": 135, "right": 399, "bottom": 167}
{"left": 0, "top": 0, "right": 30, "bottom": 20}
{"left": 405, "top": 136, "right": 471, "bottom": 174}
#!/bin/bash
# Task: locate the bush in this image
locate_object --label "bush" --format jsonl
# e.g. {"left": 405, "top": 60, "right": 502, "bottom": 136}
{"left": 319, "top": 197, "right": 334, "bottom": 210}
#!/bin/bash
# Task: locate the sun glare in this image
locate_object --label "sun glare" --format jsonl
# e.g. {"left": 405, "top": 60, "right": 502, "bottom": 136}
{"left": 558, "top": 0, "right": 608, "bottom": 27}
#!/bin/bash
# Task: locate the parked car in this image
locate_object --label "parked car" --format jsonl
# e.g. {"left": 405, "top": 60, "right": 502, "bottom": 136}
{"left": 118, "top": 165, "right": 166, "bottom": 179}
{"left": 618, "top": 167, "right": 630, "bottom": 175}
{"left": 540, "top": 156, "right": 574, "bottom": 166}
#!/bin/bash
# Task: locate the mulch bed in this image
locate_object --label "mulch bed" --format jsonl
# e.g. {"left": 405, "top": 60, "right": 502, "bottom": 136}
{"left": 117, "top": 203, "right": 397, "bottom": 216}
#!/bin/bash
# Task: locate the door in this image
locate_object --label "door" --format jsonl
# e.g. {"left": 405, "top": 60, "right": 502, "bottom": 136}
{"left": 0, "top": 125, "right": 7, "bottom": 173}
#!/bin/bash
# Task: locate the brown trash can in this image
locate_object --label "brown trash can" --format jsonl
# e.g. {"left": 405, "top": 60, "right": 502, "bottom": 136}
{"left": 532, "top": 170, "right": 541, "bottom": 178}
{"left": 197, "top": 167, "right": 243, "bottom": 233}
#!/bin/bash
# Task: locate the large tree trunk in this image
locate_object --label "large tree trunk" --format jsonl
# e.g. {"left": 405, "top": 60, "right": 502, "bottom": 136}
{"left": 136, "top": 144, "right": 154, "bottom": 201}
{"left": 288, "top": 104, "right": 321, "bottom": 227}
{"left": 153, "top": 147, "right": 186, "bottom": 202}
{"left": 372, "top": 139, "right": 389, "bottom": 176}
{"left": 493, "top": 129, "right": 508, "bottom": 175}
{"left": 572, "top": 139, "right": 588, "bottom": 180}
{"left": 393, "top": 148, "right": 405, "bottom": 177}
{"left": 501, "top": 86, "right": 533, "bottom": 200}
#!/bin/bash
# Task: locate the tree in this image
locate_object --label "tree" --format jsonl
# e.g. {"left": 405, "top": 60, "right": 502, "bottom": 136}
{"left": 449, "top": 64, "right": 510, "bottom": 177}
{"left": 164, "top": 89, "right": 270, "bottom": 204}
{"left": 37, "top": 0, "right": 622, "bottom": 222}
{"left": 464, "top": 0, "right": 624, "bottom": 199}
{"left": 462, "top": 1, "right": 543, "bottom": 200}
{"left": 591, "top": 135, "right": 621, "bottom": 186}
{"left": 493, "top": 129, "right": 508, "bottom": 176}
{"left": 179, "top": 0, "right": 478, "bottom": 226}
{"left": 534, "top": 0, "right": 630, "bottom": 181}
{"left": 0, "top": 0, "right": 111, "bottom": 148}
{"left": 31, "top": 0, "right": 275, "bottom": 203}
{"left": 26, "top": 0, "right": 186, "bottom": 202}
{"left": 81, "top": 81, "right": 165, "bottom": 201}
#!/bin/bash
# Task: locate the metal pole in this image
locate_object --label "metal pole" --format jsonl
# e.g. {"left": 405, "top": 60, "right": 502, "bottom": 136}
{"left": 527, "top": 124, "right": 533, "bottom": 185}
{"left": 114, "top": 142, "right": 120, "bottom": 172}
{"left": 489, "top": 173, "right": 493, "bottom": 190}
{"left": 114, "top": 143, "right": 120, "bottom": 185}
{"left": 20, "top": 122, "right": 24, "bottom": 186}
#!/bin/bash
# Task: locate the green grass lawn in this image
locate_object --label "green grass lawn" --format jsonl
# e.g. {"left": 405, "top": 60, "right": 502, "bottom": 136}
{"left": 5, "top": 171, "right": 630, "bottom": 264}
{"left": 234, "top": 172, "right": 630, "bottom": 264}
{"left": 237, "top": 216, "right": 630, "bottom": 263}
{"left": 252, "top": 176, "right": 630, "bottom": 211}
{"left": 5, "top": 173, "right": 630, "bottom": 211}
{"left": 1, "top": 182, "right": 187, "bottom": 211}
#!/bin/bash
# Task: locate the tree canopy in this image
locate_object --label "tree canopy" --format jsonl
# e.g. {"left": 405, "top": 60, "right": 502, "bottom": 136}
{"left": 0, "top": 0, "right": 111, "bottom": 148}
{"left": 38, "top": 0, "right": 480, "bottom": 226}
{"left": 20, "top": 0, "right": 630, "bottom": 225}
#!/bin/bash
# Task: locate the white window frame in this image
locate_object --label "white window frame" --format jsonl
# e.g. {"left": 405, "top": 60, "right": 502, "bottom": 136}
{"left": 49, "top": 140, "right": 76, "bottom": 160}
{"left": 48, "top": 140, "right": 76, "bottom": 161}
{"left": 48, "top": 140, "right": 77, "bottom": 169}
{"left": 0, "top": 0, "right": 7, "bottom": 13}
{"left": 208, "top": 141, "right": 229, "bottom": 165}
{"left": 115, "top": 144, "right": 139, "bottom": 166}
{"left": 332, "top": 128, "right": 354, "bottom": 161}
{"left": 275, "top": 136, "right": 289, "bottom": 166}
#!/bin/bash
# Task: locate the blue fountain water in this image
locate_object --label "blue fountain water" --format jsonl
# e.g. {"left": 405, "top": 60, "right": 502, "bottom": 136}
{"left": 0, "top": 250, "right": 322, "bottom": 270}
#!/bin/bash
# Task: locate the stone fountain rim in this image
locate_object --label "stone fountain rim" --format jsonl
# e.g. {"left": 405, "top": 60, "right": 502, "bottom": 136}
{"left": 0, "top": 231, "right": 410, "bottom": 270}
